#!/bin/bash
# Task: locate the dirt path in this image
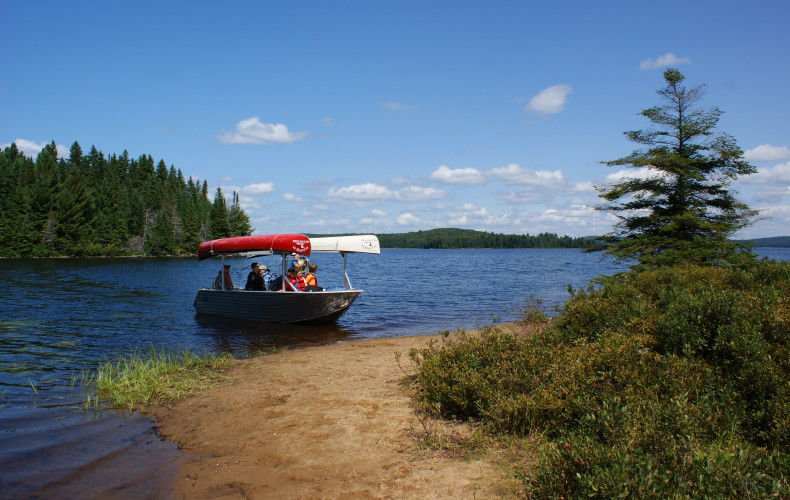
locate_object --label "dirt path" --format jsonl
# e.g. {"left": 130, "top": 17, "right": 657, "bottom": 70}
{"left": 152, "top": 334, "right": 508, "bottom": 499}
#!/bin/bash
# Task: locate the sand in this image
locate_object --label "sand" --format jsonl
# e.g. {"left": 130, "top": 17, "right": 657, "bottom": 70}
{"left": 151, "top": 333, "right": 511, "bottom": 499}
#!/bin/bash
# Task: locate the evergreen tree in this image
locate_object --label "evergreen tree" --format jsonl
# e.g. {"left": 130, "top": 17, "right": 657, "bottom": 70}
{"left": 595, "top": 69, "right": 757, "bottom": 269}
{"left": 228, "top": 191, "right": 252, "bottom": 236}
{"left": 145, "top": 209, "right": 176, "bottom": 256}
{"left": 208, "top": 187, "right": 231, "bottom": 239}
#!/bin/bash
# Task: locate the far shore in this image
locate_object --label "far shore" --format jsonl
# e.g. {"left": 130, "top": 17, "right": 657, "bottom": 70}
{"left": 149, "top": 326, "right": 529, "bottom": 498}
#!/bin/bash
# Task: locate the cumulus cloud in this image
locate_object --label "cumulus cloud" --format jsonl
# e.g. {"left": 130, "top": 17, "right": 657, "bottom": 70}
{"left": 397, "top": 213, "right": 419, "bottom": 225}
{"left": 216, "top": 117, "right": 307, "bottom": 145}
{"left": 396, "top": 186, "right": 447, "bottom": 201}
{"left": 326, "top": 183, "right": 445, "bottom": 203}
{"left": 1, "top": 139, "right": 68, "bottom": 159}
{"left": 490, "top": 163, "right": 564, "bottom": 186}
{"left": 604, "top": 167, "right": 671, "bottom": 183}
{"left": 282, "top": 192, "right": 305, "bottom": 202}
{"left": 380, "top": 101, "right": 418, "bottom": 111}
{"left": 640, "top": 52, "right": 691, "bottom": 70}
{"left": 741, "top": 162, "right": 790, "bottom": 184}
{"left": 371, "top": 209, "right": 387, "bottom": 217}
{"left": 327, "top": 183, "right": 395, "bottom": 201}
{"left": 526, "top": 84, "right": 572, "bottom": 115}
{"left": 429, "top": 165, "right": 487, "bottom": 184}
{"left": 241, "top": 182, "right": 275, "bottom": 195}
{"left": 744, "top": 144, "right": 790, "bottom": 162}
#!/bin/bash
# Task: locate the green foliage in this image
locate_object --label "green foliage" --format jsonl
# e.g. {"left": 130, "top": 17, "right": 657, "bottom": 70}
{"left": 315, "top": 228, "right": 596, "bottom": 249}
{"left": 86, "top": 348, "right": 234, "bottom": 409}
{"left": 410, "top": 261, "right": 790, "bottom": 497}
{"left": 0, "top": 141, "right": 252, "bottom": 257}
{"left": 596, "top": 69, "right": 758, "bottom": 270}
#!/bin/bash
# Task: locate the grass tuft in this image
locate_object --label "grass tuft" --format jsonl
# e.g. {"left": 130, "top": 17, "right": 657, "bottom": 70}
{"left": 85, "top": 348, "right": 234, "bottom": 410}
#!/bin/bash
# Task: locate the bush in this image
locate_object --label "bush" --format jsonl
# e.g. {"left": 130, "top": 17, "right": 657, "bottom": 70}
{"left": 410, "top": 261, "right": 790, "bottom": 497}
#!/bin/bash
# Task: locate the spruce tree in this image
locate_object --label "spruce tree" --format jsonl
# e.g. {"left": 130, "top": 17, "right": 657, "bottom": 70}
{"left": 596, "top": 69, "right": 757, "bottom": 269}
{"left": 208, "top": 187, "right": 231, "bottom": 239}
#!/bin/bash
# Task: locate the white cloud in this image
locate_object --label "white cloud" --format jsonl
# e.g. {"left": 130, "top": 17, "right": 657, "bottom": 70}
{"left": 639, "top": 52, "right": 691, "bottom": 70}
{"left": 396, "top": 186, "right": 447, "bottom": 201}
{"left": 490, "top": 163, "right": 564, "bottom": 186}
{"left": 241, "top": 182, "right": 275, "bottom": 195}
{"left": 495, "top": 190, "right": 542, "bottom": 204}
{"left": 327, "top": 183, "right": 395, "bottom": 201}
{"left": 380, "top": 101, "right": 418, "bottom": 111}
{"left": 397, "top": 213, "right": 419, "bottom": 225}
{"left": 526, "top": 84, "right": 572, "bottom": 115}
{"left": 1, "top": 139, "right": 68, "bottom": 159}
{"left": 604, "top": 167, "right": 671, "bottom": 183}
{"left": 735, "top": 162, "right": 790, "bottom": 184}
{"left": 216, "top": 117, "right": 307, "bottom": 145}
{"left": 282, "top": 192, "right": 305, "bottom": 202}
{"left": 744, "top": 144, "right": 790, "bottom": 162}
{"left": 371, "top": 209, "right": 387, "bottom": 217}
{"left": 429, "top": 165, "right": 487, "bottom": 184}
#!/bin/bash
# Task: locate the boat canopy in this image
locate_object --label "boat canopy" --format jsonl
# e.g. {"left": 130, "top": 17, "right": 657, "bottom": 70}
{"left": 197, "top": 234, "right": 311, "bottom": 261}
{"left": 309, "top": 235, "right": 380, "bottom": 254}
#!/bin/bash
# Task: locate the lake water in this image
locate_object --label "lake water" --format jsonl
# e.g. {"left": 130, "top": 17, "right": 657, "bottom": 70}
{"left": 1, "top": 247, "right": 788, "bottom": 496}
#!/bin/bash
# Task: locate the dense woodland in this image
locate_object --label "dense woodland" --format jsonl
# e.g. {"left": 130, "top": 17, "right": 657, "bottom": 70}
{"left": 0, "top": 141, "right": 252, "bottom": 257}
{"left": 344, "top": 228, "right": 595, "bottom": 249}
{"left": 375, "top": 228, "right": 595, "bottom": 249}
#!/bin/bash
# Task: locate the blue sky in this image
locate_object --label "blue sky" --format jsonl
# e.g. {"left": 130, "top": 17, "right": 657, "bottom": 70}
{"left": 3, "top": 1, "right": 789, "bottom": 238}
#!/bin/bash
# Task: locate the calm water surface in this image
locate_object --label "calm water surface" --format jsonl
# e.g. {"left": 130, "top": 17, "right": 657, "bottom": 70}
{"left": 1, "top": 248, "right": 788, "bottom": 496}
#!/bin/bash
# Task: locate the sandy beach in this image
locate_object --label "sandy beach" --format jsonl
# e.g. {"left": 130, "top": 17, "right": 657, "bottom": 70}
{"left": 151, "top": 332, "right": 513, "bottom": 499}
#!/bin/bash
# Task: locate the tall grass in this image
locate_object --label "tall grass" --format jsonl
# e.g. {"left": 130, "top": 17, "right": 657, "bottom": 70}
{"left": 409, "top": 260, "right": 790, "bottom": 498}
{"left": 86, "top": 348, "right": 234, "bottom": 409}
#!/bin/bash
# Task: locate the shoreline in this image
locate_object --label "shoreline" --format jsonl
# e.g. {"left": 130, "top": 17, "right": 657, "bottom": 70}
{"left": 149, "top": 330, "right": 512, "bottom": 498}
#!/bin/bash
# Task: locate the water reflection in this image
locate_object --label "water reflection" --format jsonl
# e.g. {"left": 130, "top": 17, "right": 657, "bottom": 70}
{"left": 194, "top": 314, "right": 356, "bottom": 353}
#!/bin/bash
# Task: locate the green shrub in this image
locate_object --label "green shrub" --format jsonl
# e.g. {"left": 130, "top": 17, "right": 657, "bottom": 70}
{"left": 411, "top": 260, "right": 790, "bottom": 497}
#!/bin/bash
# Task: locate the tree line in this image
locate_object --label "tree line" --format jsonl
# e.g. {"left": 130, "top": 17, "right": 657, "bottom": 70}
{"left": 362, "top": 228, "right": 596, "bottom": 249}
{"left": 0, "top": 141, "right": 252, "bottom": 257}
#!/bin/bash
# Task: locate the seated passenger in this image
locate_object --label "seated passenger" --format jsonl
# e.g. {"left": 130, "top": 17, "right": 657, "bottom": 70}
{"left": 260, "top": 265, "right": 272, "bottom": 289}
{"left": 213, "top": 264, "right": 234, "bottom": 290}
{"left": 304, "top": 263, "right": 323, "bottom": 291}
{"left": 245, "top": 262, "right": 264, "bottom": 291}
{"left": 276, "top": 267, "right": 305, "bottom": 292}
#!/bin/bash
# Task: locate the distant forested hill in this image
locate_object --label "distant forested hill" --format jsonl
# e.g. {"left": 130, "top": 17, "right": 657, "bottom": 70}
{"left": 309, "top": 228, "right": 596, "bottom": 249}
{"left": 738, "top": 236, "right": 790, "bottom": 247}
{"left": 0, "top": 141, "right": 252, "bottom": 257}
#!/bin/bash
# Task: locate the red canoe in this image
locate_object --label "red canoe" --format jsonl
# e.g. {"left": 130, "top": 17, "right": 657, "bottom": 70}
{"left": 197, "top": 234, "right": 311, "bottom": 261}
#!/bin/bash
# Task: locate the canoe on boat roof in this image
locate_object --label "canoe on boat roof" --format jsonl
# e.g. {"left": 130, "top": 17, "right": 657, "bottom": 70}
{"left": 197, "top": 234, "right": 311, "bottom": 261}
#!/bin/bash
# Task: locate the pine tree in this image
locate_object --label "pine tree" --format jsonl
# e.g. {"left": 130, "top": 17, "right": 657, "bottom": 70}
{"left": 596, "top": 69, "right": 758, "bottom": 269}
{"left": 208, "top": 187, "right": 231, "bottom": 239}
{"left": 228, "top": 191, "right": 252, "bottom": 236}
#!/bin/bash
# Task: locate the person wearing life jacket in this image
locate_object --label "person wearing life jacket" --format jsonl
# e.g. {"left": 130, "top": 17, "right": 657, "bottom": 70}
{"left": 293, "top": 268, "right": 307, "bottom": 291}
{"left": 304, "top": 263, "right": 322, "bottom": 291}
{"left": 213, "top": 264, "right": 234, "bottom": 290}
{"left": 260, "top": 265, "right": 272, "bottom": 290}
{"left": 275, "top": 267, "right": 304, "bottom": 292}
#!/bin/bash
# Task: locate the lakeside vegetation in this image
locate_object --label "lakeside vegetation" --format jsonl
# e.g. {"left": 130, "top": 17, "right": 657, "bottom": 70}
{"left": 0, "top": 141, "right": 252, "bottom": 258}
{"left": 306, "top": 228, "right": 596, "bottom": 249}
{"left": 85, "top": 348, "right": 234, "bottom": 410}
{"left": 410, "top": 261, "right": 790, "bottom": 497}
{"left": 408, "top": 70, "right": 790, "bottom": 496}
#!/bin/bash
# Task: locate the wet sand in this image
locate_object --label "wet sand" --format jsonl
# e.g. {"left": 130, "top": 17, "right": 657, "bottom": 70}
{"left": 151, "top": 332, "right": 510, "bottom": 499}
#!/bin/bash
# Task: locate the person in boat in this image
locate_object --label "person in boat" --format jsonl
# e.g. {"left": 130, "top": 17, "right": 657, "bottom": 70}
{"left": 245, "top": 262, "right": 265, "bottom": 291}
{"left": 213, "top": 264, "right": 235, "bottom": 290}
{"left": 294, "top": 268, "right": 307, "bottom": 291}
{"left": 260, "top": 265, "right": 272, "bottom": 289}
{"left": 274, "top": 267, "right": 305, "bottom": 292}
{"left": 304, "top": 263, "right": 323, "bottom": 291}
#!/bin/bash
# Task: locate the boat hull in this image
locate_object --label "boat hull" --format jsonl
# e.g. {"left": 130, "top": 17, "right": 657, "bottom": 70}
{"left": 193, "top": 289, "right": 362, "bottom": 324}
